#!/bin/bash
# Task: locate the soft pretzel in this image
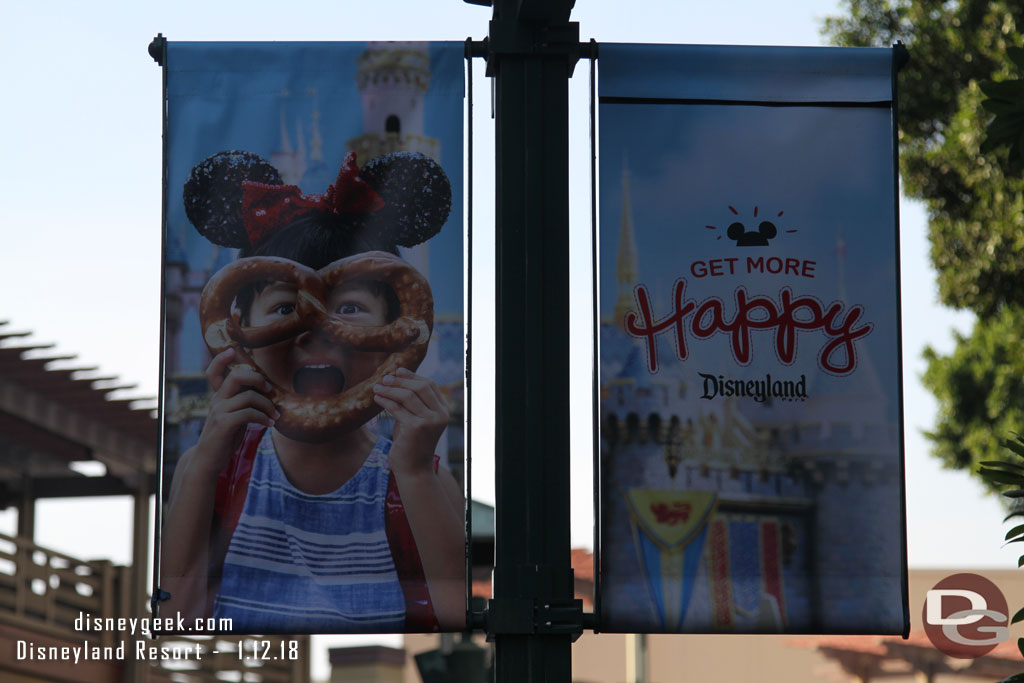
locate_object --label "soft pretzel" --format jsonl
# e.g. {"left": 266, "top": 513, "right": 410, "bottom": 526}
{"left": 199, "top": 252, "right": 433, "bottom": 441}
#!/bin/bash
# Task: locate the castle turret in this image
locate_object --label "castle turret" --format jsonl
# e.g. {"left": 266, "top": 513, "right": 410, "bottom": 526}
{"left": 298, "top": 89, "right": 331, "bottom": 190}
{"left": 347, "top": 42, "right": 440, "bottom": 165}
{"left": 308, "top": 89, "right": 324, "bottom": 164}
{"left": 270, "top": 93, "right": 308, "bottom": 185}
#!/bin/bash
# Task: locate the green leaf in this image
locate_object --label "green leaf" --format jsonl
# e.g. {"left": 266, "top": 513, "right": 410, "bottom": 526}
{"left": 1012, "top": 606, "right": 1024, "bottom": 624}
{"left": 979, "top": 468, "right": 1024, "bottom": 485}
{"left": 1004, "top": 436, "right": 1024, "bottom": 459}
{"left": 1017, "top": 127, "right": 1024, "bottom": 167}
{"left": 1002, "top": 671, "right": 1024, "bottom": 683}
{"left": 1006, "top": 524, "right": 1024, "bottom": 541}
{"left": 982, "top": 460, "right": 1024, "bottom": 473}
{"left": 980, "top": 80, "right": 1024, "bottom": 102}
{"left": 1008, "top": 46, "right": 1024, "bottom": 70}
{"left": 1009, "top": 138, "right": 1024, "bottom": 175}
{"left": 982, "top": 133, "right": 1004, "bottom": 155}
{"left": 1004, "top": 489, "right": 1024, "bottom": 499}
{"left": 1004, "top": 511, "right": 1024, "bottom": 522}
{"left": 1018, "top": 554, "right": 1024, "bottom": 568}
{"left": 983, "top": 98, "right": 1024, "bottom": 116}
{"left": 986, "top": 114, "right": 1024, "bottom": 142}
{"left": 1019, "top": 636, "right": 1024, "bottom": 661}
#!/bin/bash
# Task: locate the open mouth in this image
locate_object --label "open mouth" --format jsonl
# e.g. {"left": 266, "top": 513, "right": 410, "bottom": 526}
{"left": 293, "top": 364, "right": 346, "bottom": 397}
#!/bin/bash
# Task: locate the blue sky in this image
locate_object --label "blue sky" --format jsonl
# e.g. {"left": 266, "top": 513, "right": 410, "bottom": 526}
{"left": 0, "top": 0, "right": 1007, "bottom": 673}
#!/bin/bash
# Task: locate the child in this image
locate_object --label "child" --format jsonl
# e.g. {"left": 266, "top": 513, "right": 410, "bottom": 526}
{"left": 160, "top": 150, "right": 464, "bottom": 633}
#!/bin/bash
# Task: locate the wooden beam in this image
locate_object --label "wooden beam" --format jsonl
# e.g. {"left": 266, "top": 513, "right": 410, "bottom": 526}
{"left": 17, "top": 475, "right": 33, "bottom": 541}
{"left": 0, "top": 413, "right": 91, "bottom": 464}
{"left": 130, "top": 473, "right": 151, "bottom": 620}
{"left": 0, "top": 474, "right": 159, "bottom": 501}
{"left": 0, "top": 377, "right": 156, "bottom": 484}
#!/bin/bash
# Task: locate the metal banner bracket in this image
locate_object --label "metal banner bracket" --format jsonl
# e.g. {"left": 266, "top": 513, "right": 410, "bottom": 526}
{"left": 484, "top": 18, "right": 581, "bottom": 76}
{"left": 485, "top": 597, "right": 584, "bottom": 642}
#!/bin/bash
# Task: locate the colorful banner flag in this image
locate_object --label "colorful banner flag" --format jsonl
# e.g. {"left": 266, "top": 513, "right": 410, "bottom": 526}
{"left": 157, "top": 42, "right": 466, "bottom": 635}
{"left": 598, "top": 44, "right": 908, "bottom": 635}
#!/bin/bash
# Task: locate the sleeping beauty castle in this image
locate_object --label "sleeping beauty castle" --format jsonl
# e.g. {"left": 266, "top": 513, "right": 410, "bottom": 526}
{"left": 269, "top": 43, "right": 442, "bottom": 186}
{"left": 600, "top": 165, "right": 905, "bottom": 635}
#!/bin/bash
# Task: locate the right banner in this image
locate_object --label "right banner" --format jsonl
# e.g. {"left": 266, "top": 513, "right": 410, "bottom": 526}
{"left": 598, "top": 44, "right": 908, "bottom": 634}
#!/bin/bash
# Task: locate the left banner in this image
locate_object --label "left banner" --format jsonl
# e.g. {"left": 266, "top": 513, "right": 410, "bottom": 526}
{"left": 157, "top": 42, "right": 466, "bottom": 635}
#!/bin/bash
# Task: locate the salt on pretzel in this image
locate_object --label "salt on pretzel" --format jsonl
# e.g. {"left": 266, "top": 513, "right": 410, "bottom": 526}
{"left": 199, "top": 252, "right": 433, "bottom": 441}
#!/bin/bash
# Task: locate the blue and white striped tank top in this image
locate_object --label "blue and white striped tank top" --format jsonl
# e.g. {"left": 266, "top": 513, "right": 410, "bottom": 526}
{"left": 213, "top": 430, "right": 406, "bottom": 633}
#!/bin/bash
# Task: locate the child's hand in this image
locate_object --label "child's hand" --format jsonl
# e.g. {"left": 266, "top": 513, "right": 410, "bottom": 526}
{"left": 372, "top": 367, "right": 449, "bottom": 476}
{"left": 192, "top": 348, "right": 279, "bottom": 478}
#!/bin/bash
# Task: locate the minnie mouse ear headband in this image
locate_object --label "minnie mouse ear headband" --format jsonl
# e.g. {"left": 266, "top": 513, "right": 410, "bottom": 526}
{"left": 183, "top": 150, "right": 452, "bottom": 250}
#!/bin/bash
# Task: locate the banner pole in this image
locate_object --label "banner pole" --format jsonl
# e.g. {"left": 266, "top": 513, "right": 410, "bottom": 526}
{"left": 147, "top": 32, "right": 170, "bottom": 622}
{"left": 483, "top": 0, "right": 581, "bottom": 680}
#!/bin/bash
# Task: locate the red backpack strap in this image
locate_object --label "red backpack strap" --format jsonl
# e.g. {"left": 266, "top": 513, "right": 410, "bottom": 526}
{"left": 213, "top": 426, "right": 265, "bottom": 537}
{"left": 206, "top": 425, "right": 264, "bottom": 606}
{"left": 385, "top": 455, "right": 441, "bottom": 632}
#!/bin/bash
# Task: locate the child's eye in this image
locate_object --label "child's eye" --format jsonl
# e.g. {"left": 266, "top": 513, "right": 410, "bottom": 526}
{"left": 336, "top": 302, "right": 363, "bottom": 316}
{"left": 273, "top": 303, "right": 296, "bottom": 316}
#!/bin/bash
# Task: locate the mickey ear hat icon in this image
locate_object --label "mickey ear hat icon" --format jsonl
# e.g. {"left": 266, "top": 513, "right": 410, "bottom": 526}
{"left": 727, "top": 219, "right": 778, "bottom": 247}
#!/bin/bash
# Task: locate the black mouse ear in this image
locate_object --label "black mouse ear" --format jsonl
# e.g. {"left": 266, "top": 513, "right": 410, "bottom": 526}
{"left": 758, "top": 221, "right": 777, "bottom": 239}
{"left": 358, "top": 152, "right": 452, "bottom": 248}
{"left": 183, "top": 150, "right": 283, "bottom": 248}
{"left": 727, "top": 222, "right": 745, "bottom": 240}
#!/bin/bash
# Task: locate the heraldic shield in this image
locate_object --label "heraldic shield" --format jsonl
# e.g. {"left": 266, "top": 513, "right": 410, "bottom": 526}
{"left": 625, "top": 489, "right": 717, "bottom": 631}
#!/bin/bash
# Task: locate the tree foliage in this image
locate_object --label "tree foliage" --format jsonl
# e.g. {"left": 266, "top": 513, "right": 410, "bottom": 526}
{"left": 980, "top": 46, "right": 1024, "bottom": 173}
{"left": 824, "top": 1, "right": 1024, "bottom": 494}
{"left": 923, "top": 306, "right": 1024, "bottom": 472}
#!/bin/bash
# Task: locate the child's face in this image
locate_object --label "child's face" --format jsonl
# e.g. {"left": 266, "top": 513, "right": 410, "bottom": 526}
{"left": 247, "top": 280, "right": 391, "bottom": 399}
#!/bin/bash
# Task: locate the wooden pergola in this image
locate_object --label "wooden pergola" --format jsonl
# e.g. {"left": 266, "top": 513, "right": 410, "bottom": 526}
{"left": 0, "top": 321, "right": 158, "bottom": 681}
{"left": 0, "top": 321, "right": 158, "bottom": 617}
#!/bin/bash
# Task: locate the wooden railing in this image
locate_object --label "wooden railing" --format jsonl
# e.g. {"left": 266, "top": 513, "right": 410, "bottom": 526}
{"left": 0, "top": 531, "right": 125, "bottom": 645}
{"left": 0, "top": 532, "right": 309, "bottom": 683}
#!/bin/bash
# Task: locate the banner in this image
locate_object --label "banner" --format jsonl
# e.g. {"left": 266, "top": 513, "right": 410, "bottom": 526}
{"left": 598, "top": 44, "right": 908, "bottom": 634}
{"left": 157, "top": 42, "right": 466, "bottom": 635}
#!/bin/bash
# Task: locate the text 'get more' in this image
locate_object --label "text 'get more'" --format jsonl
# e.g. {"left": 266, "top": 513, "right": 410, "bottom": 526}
{"left": 690, "top": 257, "right": 817, "bottom": 279}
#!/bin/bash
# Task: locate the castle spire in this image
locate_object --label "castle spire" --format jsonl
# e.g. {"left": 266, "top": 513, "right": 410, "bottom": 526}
{"left": 270, "top": 90, "right": 307, "bottom": 185}
{"left": 278, "top": 109, "right": 293, "bottom": 155}
{"left": 295, "top": 119, "right": 307, "bottom": 165}
{"left": 613, "top": 163, "right": 640, "bottom": 328}
{"left": 308, "top": 89, "right": 324, "bottom": 162}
